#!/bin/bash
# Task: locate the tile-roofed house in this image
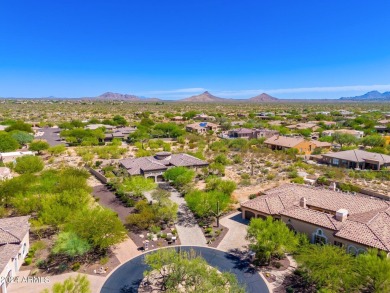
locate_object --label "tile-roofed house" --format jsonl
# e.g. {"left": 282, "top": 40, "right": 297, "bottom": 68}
{"left": 286, "top": 123, "right": 318, "bottom": 130}
{"left": 105, "top": 126, "right": 137, "bottom": 141}
{"left": 227, "top": 128, "right": 278, "bottom": 140}
{"left": 241, "top": 184, "right": 390, "bottom": 254}
{"left": 186, "top": 122, "right": 219, "bottom": 134}
{"left": 193, "top": 114, "right": 216, "bottom": 121}
{"left": 311, "top": 140, "right": 332, "bottom": 150}
{"left": 322, "top": 129, "right": 364, "bottom": 139}
{"left": 0, "top": 216, "right": 30, "bottom": 293}
{"left": 264, "top": 135, "right": 319, "bottom": 155}
{"left": 322, "top": 149, "right": 390, "bottom": 170}
{"left": 119, "top": 152, "right": 208, "bottom": 182}
{"left": 171, "top": 116, "right": 184, "bottom": 122}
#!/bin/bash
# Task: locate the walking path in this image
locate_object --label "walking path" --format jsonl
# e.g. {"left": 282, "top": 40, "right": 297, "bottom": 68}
{"left": 146, "top": 185, "right": 207, "bottom": 246}
{"left": 217, "top": 211, "right": 250, "bottom": 252}
{"left": 168, "top": 188, "right": 207, "bottom": 246}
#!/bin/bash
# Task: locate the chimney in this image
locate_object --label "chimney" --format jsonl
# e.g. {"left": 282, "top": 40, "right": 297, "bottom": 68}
{"left": 335, "top": 209, "right": 348, "bottom": 222}
{"left": 330, "top": 182, "right": 336, "bottom": 191}
{"left": 299, "top": 197, "right": 307, "bottom": 209}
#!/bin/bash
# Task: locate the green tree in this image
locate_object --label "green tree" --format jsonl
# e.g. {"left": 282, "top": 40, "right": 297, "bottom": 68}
{"left": 29, "top": 140, "right": 50, "bottom": 154}
{"left": 296, "top": 244, "right": 361, "bottom": 292}
{"left": 183, "top": 110, "right": 198, "bottom": 120}
{"left": 332, "top": 132, "right": 358, "bottom": 147}
{"left": 52, "top": 232, "right": 91, "bottom": 258}
{"left": 5, "top": 120, "right": 33, "bottom": 133}
{"left": 361, "top": 135, "right": 385, "bottom": 148}
{"left": 155, "top": 198, "right": 178, "bottom": 224}
{"left": 39, "top": 190, "right": 90, "bottom": 226}
{"left": 0, "top": 174, "right": 35, "bottom": 207}
{"left": 0, "top": 131, "right": 19, "bottom": 152}
{"left": 112, "top": 115, "right": 128, "bottom": 126}
{"left": 356, "top": 249, "right": 390, "bottom": 293}
{"left": 151, "top": 188, "right": 170, "bottom": 204}
{"left": 120, "top": 176, "right": 157, "bottom": 197}
{"left": 144, "top": 248, "right": 245, "bottom": 293}
{"left": 214, "top": 154, "right": 230, "bottom": 165}
{"left": 163, "top": 167, "right": 195, "bottom": 191}
{"left": 205, "top": 177, "right": 236, "bottom": 195}
{"left": 48, "top": 144, "right": 67, "bottom": 156}
{"left": 153, "top": 123, "right": 185, "bottom": 138}
{"left": 139, "top": 117, "right": 155, "bottom": 127}
{"left": 65, "top": 207, "right": 126, "bottom": 250}
{"left": 41, "top": 274, "right": 91, "bottom": 293}
{"left": 247, "top": 217, "right": 300, "bottom": 264}
{"left": 14, "top": 155, "right": 44, "bottom": 174}
{"left": 185, "top": 189, "right": 232, "bottom": 226}
{"left": 209, "top": 162, "right": 225, "bottom": 176}
{"left": 10, "top": 130, "right": 34, "bottom": 145}
{"left": 126, "top": 200, "right": 157, "bottom": 230}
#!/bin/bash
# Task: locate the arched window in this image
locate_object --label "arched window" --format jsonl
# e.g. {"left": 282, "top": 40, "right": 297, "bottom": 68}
{"left": 357, "top": 248, "right": 366, "bottom": 255}
{"left": 347, "top": 245, "right": 357, "bottom": 255}
{"left": 312, "top": 228, "right": 327, "bottom": 244}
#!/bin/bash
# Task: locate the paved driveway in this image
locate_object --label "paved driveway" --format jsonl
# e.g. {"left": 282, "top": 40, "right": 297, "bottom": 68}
{"left": 101, "top": 246, "right": 269, "bottom": 293}
{"left": 218, "top": 211, "right": 250, "bottom": 252}
{"left": 168, "top": 188, "right": 207, "bottom": 246}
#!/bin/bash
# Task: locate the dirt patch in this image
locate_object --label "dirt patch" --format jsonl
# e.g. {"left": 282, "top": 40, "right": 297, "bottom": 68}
{"left": 201, "top": 222, "right": 229, "bottom": 248}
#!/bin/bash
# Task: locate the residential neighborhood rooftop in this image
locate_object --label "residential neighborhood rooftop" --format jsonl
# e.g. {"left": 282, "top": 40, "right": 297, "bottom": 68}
{"left": 322, "top": 149, "right": 390, "bottom": 164}
{"left": 241, "top": 184, "right": 390, "bottom": 251}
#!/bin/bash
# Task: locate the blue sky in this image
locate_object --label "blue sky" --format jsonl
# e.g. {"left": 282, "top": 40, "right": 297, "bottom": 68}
{"left": 1, "top": 1, "right": 390, "bottom": 99}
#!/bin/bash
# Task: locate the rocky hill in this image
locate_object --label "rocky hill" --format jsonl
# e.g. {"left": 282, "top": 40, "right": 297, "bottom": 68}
{"left": 179, "top": 91, "right": 227, "bottom": 102}
{"left": 248, "top": 93, "right": 278, "bottom": 102}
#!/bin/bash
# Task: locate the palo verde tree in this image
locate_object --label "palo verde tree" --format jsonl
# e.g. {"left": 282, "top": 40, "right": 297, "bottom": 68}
{"left": 52, "top": 231, "right": 91, "bottom": 258}
{"left": 296, "top": 244, "right": 361, "bottom": 292}
{"left": 247, "top": 217, "right": 302, "bottom": 264}
{"left": 185, "top": 189, "right": 232, "bottom": 227}
{"left": 65, "top": 206, "right": 127, "bottom": 251}
{"left": 0, "top": 131, "right": 19, "bottom": 152}
{"left": 119, "top": 176, "right": 157, "bottom": 197}
{"left": 41, "top": 274, "right": 91, "bottom": 293}
{"left": 144, "top": 248, "right": 245, "bottom": 293}
{"left": 29, "top": 140, "right": 50, "bottom": 154}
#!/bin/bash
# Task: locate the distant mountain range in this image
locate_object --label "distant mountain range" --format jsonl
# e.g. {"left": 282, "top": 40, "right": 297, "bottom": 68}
{"left": 340, "top": 91, "right": 390, "bottom": 101}
{"left": 83, "top": 91, "right": 280, "bottom": 103}
{"left": 2, "top": 90, "right": 390, "bottom": 102}
{"left": 90, "top": 92, "right": 161, "bottom": 102}
{"left": 176, "top": 91, "right": 278, "bottom": 103}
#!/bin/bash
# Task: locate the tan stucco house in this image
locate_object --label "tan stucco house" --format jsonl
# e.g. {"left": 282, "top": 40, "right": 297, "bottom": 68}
{"left": 241, "top": 184, "right": 390, "bottom": 255}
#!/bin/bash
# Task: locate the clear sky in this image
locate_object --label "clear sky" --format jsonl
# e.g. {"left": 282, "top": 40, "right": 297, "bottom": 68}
{"left": 1, "top": 1, "right": 390, "bottom": 100}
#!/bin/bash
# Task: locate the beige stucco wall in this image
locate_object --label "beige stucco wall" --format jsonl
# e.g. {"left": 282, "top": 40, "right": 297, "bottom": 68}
{"left": 241, "top": 207, "right": 369, "bottom": 254}
{"left": 280, "top": 215, "right": 368, "bottom": 254}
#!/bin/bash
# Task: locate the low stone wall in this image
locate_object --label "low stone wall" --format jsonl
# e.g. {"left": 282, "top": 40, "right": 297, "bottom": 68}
{"left": 85, "top": 166, "right": 108, "bottom": 184}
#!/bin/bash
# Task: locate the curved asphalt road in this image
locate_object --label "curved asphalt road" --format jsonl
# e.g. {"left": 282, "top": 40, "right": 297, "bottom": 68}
{"left": 101, "top": 246, "right": 269, "bottom": 293}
